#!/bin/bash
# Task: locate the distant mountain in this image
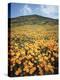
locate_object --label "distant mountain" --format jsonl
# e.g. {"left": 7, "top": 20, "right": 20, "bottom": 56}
{"left": 8, "top": 15, "right": 58, "bottom": 26}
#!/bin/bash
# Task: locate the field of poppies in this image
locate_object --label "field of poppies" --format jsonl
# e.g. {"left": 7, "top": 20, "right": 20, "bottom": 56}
{"left": 8, "top": 24, "right": 58, "bottom": 77}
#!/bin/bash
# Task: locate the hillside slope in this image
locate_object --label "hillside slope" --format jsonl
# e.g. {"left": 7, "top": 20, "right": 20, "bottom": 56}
{"left": 8, "top": 15, "right": 58, "bottom": 26}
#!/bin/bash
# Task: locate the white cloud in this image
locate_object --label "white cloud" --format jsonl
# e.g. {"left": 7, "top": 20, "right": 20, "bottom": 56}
{"left": 19, "top": 4, "right": 58, "bottom": 19}
{"left": 40, "top": 5, "right": 58, "bottom": 19}
{"left": 20, "top": 5, "right": 32, "bottom": 15}
{"left": 32, "top": 5, "right": 58, "bottom": 19}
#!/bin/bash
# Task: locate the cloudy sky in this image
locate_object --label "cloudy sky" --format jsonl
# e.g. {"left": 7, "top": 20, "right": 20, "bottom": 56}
{"left": 8, "top": 3, "right": 58, "bottom": 19}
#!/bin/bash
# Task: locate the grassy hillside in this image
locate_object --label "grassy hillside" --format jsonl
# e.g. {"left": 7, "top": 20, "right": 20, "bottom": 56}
{"left": 8, "top": 15, "right": 58, "bottom": 27}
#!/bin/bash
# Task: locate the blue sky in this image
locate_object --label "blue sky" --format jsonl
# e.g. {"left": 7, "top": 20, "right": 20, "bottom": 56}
{"left": 8, "top": 3, "right": 58, "bottom": 19}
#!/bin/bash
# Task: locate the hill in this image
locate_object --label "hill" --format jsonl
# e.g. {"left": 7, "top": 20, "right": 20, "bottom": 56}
{"left": 8, "top": 15, "right": 58, "bottom": 26}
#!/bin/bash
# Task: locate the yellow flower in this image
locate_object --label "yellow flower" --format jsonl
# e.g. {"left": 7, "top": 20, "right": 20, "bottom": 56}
{"left": 50, "top": 68, "right": 54, "bottom": 73}
{"left": 51, "top": 57, "right": 55, "bottom": 62}
{"left": 18, "top": 68, "right": 22, "bottom": 73}
{"left": 39, "top": 57, "right": 44, "bottom": 62}
{"left": 34, "top": 49, "right": 38, "bottom": 53}
{"left": 31, "top": 52, "right": 35, "bottom": 56}
{"left": 15, "top": 59, "right": 21, "bottom": 64}
{"left": 10, "top": 58, "right": 15, "bottom": 64}
{"left": 28, "top": 61, "right": 33, "bottom": 66}
{"left": 44, "top": 56, "right": 48, "bottom": 61}
{"left": 47, "top": 63, "right": 53, "bottom": 69}
{"left": 27, "top": 49, "right": 33, "bottom": 54}
{"left": 23, "top": 66, "right": 29, "bottom": 72}
{"left": 45, "top": 65, "right": 49, "bottom": 72}
{"left": 11, "top": 52, "right": 15, "bottom": 56}
{"left": 28, "top": 43, "right": 33, "bottom": 49}
{"left": 26, "top": 55, "right": 32, "bottom": 59}
{"left": 15, "top": 68, "right": 22, "bottom": 75}
{"left": 15, "top": 70, "right": 19, "bottom": 75}
{"left": 25, "top": 68, "right": 29, "bottom": 73}
{"left": 25, "top": 46, "right": 29, "bottom": 50}
{"left": 16, "top": 52, "right": 20, "bottom": 57}
{"left": 20, "top": 48, "right": 25, "bottom": 55}
{"left": 15, "top": 43, "right": 18, "bottom": 46}
{"left": 29, "top": 67, "right": 36, "bottom": 74}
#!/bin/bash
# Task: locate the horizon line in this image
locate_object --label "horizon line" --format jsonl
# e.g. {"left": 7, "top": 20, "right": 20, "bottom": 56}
{"left": 8, "top": 14, "right": 58, "bottom": 20}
